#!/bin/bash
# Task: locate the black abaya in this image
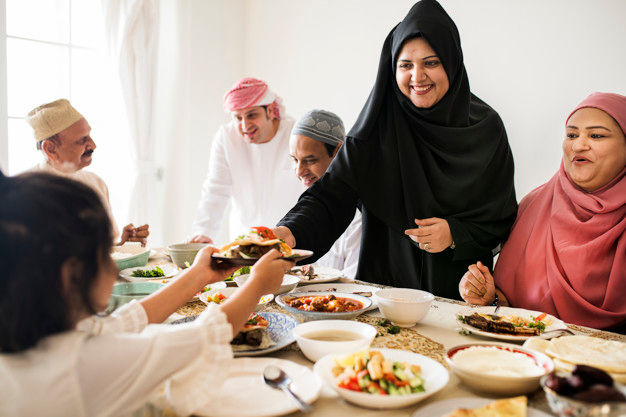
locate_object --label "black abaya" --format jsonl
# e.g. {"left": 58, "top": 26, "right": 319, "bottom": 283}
{"left": 278, "top": 0, "right": 517, "bottom": 299}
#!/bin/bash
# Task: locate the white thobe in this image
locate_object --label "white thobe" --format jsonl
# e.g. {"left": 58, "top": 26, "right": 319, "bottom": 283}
{"left": 314, "top": 209, "right": 362, "bottom": 279}
{"left": 26, "top": 161, "right": 119, "bottom": 237}
{"left": 192, "top": 117, "right": 305, "bottom": 240}
{"left": 0, "top": 301, "right": 233, "bottom": 417}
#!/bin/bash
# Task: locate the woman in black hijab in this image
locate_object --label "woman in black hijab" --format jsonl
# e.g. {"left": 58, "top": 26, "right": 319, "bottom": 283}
{"left": 276, "top": 0, "right": 517, "bottom": 299}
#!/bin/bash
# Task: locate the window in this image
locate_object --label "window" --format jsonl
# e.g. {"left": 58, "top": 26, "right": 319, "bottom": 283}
{"left": 2, "top": 0, "right": 133, "bottom": 228}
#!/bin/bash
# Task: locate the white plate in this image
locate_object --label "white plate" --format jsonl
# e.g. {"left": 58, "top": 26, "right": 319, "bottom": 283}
{"left": 314, "top": 348, "right": 449, "bottom": 409}
{"left": 457, "top": 305, "right": 568, "bottom": 341}
{"left": 411, "top": 397, "right": 552, "bottom": 417}
{"left": 292, "top": 283, "right": 380, "bottom": 311}
{"left": 198, "top": 287, "right": 273, "bottom": 311}
{"left": 289, "top": 265, "right": 345, "bottom": 284}
{"left": 194, "top": 357, "right": 322, "bottom": 417}
{"left": 119, "top": 264, "right": 179, "bottom": 282}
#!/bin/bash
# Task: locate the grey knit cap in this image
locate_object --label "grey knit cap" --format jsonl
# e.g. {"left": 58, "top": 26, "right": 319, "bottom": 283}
{"left": 291, "top": 109, "right": 345, "bottom": 146}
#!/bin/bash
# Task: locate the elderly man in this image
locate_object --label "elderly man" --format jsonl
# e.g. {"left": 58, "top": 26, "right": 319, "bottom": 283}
{"left": 25, "top": 99, "right": 149, "bottom": 245}
{"left": 190, "top": 77, "right": 304, "bottom": 243}
{"left": 289, "top": 110, "right": 362, "bottom": 278}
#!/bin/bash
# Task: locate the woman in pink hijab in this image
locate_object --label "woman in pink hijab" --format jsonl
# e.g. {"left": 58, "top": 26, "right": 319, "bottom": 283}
{"left": 459, "top": 92, "right": 626, "bottom": 331}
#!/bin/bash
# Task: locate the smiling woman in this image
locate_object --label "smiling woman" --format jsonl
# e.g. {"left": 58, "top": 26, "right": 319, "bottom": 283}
{"left": 459, "top": 92, "right": 626, "bottom": 331}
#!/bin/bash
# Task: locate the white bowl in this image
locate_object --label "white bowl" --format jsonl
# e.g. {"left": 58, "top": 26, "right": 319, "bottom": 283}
{"left": 372, "top": 288, "right": 433, "bottom": 327}
{"left": 446, "top": 342, "right": 555, "bottom": 396}
{"left": 167, "top": 243, "right": 209, "bottom": 268}
{"left": 234, "top": 274, "right": 300, "bottom": 295}
{"left": 199, "top": 286, "right": 273, "bottom": 312}
{"left": 293, "top": 320, "right": 376, "bottom": 362}
{"left": 314, "top": 348, "right": 449, "bottom": 409}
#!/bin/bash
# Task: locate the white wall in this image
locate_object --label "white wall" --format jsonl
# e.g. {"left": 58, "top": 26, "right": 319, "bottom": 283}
{"left": 155, "top": 0, "right": 626, "bottom": 246}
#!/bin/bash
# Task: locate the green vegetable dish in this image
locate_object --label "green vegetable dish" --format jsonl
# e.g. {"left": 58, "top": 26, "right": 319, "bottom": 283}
{"left": 226, "top": 266, "right": 251, "bottom": 281}
{"left": 333, "top": 351, "right": 426, "bottom": 395}
{"left": 131, "top": 266, "right": 165, "bottom": 278}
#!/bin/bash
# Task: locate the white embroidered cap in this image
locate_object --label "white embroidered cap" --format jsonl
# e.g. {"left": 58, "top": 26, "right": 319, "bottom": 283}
{"left": 26, "top": 99, "right": 84, "bottom": 142}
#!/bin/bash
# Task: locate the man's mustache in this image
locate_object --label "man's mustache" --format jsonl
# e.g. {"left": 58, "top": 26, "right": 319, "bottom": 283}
{"left": 82, "top": 149, "right": 94, "bottom": 157}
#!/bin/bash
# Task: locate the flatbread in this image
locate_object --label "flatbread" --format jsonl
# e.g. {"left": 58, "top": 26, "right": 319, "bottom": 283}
{"left": 522, "top": 337, "right": 551, "bottom": 354}
{"left": 545, "top": 336, "right": 626, "bottom": 374}
{"left": 444, "top": 396, "right": 527, "bottom": 417}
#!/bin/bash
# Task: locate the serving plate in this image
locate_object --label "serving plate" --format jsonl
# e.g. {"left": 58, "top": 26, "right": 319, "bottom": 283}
{"left": 289, "top": 265, "right": 345, "bottom": 284}
{"left": 170, "top": 312, "right": 297, "bottom": 357}
{"left": 276, "top": 291, "right": 372, "bottom": 321}
{"left": 198, "top": 287, "right": 273, "bottom": 312}
{"left": 211, "top": 249, "right": 313, "bottom": 266}
{"left": 457, "top": 305, "right": 568, "bottom": 341}
{"left": 410, "top": 397, "right": 552, "bottom": 417}
{"left": 292, "top": 282, "right": 380, "bottom": 311}
{"left": 194, "top": 357, "right": 321, "bottom": 417}
{"left": 314, "top": 348, "right": 449, "bottom": 409}
{"left": 119, "top": 263, "right": 179, "bottom": 282}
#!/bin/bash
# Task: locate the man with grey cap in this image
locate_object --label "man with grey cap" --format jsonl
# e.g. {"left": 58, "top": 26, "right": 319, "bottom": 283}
{"left": 289, "top": 110, "right": 361, "bottom": 278}
{"left": 25, "top": 98, "right": 149, "bottom": 245}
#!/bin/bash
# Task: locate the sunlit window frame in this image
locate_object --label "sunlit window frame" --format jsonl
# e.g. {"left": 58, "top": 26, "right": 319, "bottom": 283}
{"left": 0, "top": 0, "right": 95, "bottom": 173}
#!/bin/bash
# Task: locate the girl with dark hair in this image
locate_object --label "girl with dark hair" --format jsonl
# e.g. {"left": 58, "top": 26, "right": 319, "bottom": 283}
{"left": 0, "top": 172, "right": 293, "bottom": 416}
{"left": 275, "top": 0, "right": 517, "bottom": 298}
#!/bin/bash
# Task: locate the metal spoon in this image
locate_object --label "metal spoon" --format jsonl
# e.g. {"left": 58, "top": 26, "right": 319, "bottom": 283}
{"left": 263, "top": 365, "right": 312, "bottom": 413}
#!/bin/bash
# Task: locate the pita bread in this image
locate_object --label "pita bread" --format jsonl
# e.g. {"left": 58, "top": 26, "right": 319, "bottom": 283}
{"left": 444, "top": 396, "right": 527, "bottom": 417}
{"left": 545, "top": 336, "right": 626, "bottom": 374}
{"left": 522, "top": 337, "right": 550, "bottom": 355}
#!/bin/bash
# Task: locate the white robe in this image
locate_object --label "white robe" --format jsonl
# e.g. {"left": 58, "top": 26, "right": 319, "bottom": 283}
{"left": 192, "top": 116, "right": 305, "bottom": 240}
{"left": 0, "top": 301, "right": 233, "bottom": 417}
{"left": 26, "top": 161, "right": 119, "bottom": 237}
{"left": 314, "top": 209, "right": 362, "bottom": 279}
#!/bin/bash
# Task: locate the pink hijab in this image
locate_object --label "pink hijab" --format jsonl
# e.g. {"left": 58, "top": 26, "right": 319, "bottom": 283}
{"left": 495, "top": 92, "right": 626, "bottom": 329}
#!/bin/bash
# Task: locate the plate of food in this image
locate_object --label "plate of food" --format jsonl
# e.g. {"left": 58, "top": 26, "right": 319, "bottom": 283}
{"left": 169, "top": 311, "right": 297, "bottom": 357}
{"left": 198, "top": 287, "right": 273, "bottom": 312}
{"left": 292, "top": 282, "right": 380, "bottom": 311}
{"left": 288, "top": 265, "right": 344, "bottom": 284}
{"left": 410, "top": 396, "right": 552, "bottom": 417}
{"left": 457, "top": 306, "right": 568, "bottom": 341}
{"left": 119, "top": 264, "right": 179, "bottom": 282}
{"left": 314, "top": 348, "right": 448, "bottom": 409}
{"left": 212, "top": 226, "right": 313, "bottom": 266}
{"left": 276, "top": 291, "right": 372, "bottom": 321}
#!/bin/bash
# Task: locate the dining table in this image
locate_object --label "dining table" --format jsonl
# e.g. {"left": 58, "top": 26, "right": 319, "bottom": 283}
{"left": 135, "top": 250, "right": 626, "bottom": 417}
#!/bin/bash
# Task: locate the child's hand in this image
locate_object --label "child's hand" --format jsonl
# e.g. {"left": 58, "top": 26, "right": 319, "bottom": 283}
{"left": 192, "top": 246, "right": 239, "bottom": 283}
{"left": 247, "top": 250, "right": 294, "bottom": 295}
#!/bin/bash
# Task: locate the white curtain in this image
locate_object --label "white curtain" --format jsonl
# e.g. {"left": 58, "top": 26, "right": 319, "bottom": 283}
{"left": 101, "top": 0, "right": 159, "bottom": 227}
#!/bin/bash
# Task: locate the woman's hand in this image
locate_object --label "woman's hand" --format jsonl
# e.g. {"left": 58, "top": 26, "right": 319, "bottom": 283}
{"left": 191, "top": 246, "right": 239, "bottom": 285}
{"left": 247, "top": 250, "right": 295, "bottom": 296}
{"left": 272, "top": 226, "right": 296, "bottom": 248}
{"left": 404, "top": 218, "right": 453, "bottom": 253}
{"left": 459, "top": 261, "right": 496, "bottom": 305}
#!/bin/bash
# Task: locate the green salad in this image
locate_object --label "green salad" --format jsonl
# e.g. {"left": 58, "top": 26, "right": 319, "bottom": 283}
{"left": 226, "top": 266, "right": 250, "bottom": 281}
{"left": 131, "top": 266, "right": 165, "bottom": 277}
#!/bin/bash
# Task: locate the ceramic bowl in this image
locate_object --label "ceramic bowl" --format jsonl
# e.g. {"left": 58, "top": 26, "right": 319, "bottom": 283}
{"left": 372, "top": 288, "right": 433, "bottom": 327}
{"left": 111, "top": 243, "right": 150, "bottom": 270}
{"left": 167, "top": 243, "right": 209, "bottom": 268}
{"left": 199, "top": 286, "right": 273, "bottom": 312}
{"left": 446, "top": 342, "right": 554, "bottom": 396}
{"left": 234, "top": 274, "right": 300, "bottom": 295}
{"left": 314, "top": 348, "right": 449, "bottom": 409}
{"left": 109, "top": 282, "right": 164, "bottom": 308}
{"left": 275, "top": 291, "right": 372, "bottom": 322}
{"left": 293, "top": 320, "right": 376, "bottom": 362}
{"left": 541, "top": 375, "right": 626, "bottom": 417}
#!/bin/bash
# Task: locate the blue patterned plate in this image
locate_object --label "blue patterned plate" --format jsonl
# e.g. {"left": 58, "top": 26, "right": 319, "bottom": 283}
{"left": 170, "top": 312, "right": 297, "bottom": 357}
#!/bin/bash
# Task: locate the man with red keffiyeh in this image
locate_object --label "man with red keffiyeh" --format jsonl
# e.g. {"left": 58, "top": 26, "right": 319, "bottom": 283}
{"left": 189, "top": 78, "right": 304, "bottom": 244}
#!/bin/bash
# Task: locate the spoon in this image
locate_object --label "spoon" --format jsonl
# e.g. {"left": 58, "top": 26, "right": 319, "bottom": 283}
{"left": 263, "top": 365, "right": 312, "bottom": 412}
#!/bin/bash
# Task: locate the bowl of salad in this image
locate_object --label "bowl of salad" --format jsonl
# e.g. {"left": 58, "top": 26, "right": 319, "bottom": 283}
{"left": 313, "top": 348, "right": 448, "bottom": 409}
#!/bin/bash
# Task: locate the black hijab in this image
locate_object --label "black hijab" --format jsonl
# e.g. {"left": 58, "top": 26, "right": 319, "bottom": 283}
{"left": 330, "top": 0, "right": 517, "bottom": 239}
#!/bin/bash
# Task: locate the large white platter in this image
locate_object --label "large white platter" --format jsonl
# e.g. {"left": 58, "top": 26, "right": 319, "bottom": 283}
{"left": 457, "top": 305, "right": 568, "bottom": 341}
{"left": 195, "top": 357, "right": 322, "bottom": 417}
